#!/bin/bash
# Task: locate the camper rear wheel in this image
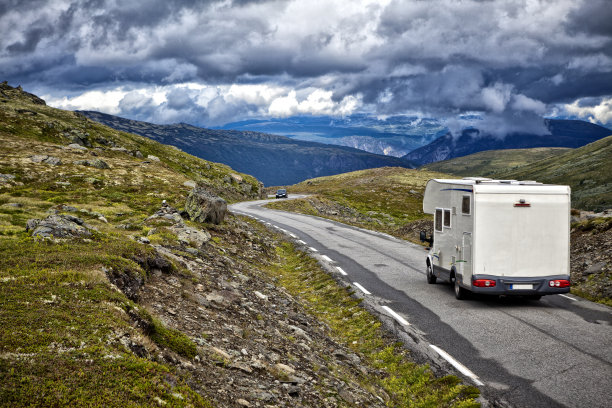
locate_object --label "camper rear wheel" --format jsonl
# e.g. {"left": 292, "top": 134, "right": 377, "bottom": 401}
{"left": 452, "top": 273, "right": 469, "bottom": 300}
{"left": 426, "top": 262, "right": 436, "bottom": 284}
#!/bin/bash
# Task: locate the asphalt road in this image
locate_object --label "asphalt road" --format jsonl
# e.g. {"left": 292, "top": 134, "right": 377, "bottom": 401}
{"left": 229, "top": 197, "right": 612, "bottom": 408}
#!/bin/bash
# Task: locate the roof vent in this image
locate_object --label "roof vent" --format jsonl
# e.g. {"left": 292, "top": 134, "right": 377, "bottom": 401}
{"left": 462, "top": 177, "right": 493, "bottom": 181}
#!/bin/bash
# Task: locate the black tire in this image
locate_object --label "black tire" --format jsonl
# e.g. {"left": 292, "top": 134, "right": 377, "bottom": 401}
{"left": 453, "top": 273, "right": 469, "bottom": 300}
{"left": 426, "top": 263, "right": 437, "bottom": 284}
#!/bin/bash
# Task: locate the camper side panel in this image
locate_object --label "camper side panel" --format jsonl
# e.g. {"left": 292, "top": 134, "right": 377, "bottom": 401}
{"left": 431, "top": 185, "right": 474, "bottom": 280}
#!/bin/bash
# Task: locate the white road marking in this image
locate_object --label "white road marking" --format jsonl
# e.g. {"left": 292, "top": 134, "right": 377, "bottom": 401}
{"left": 297, "top": 240, "right": 306, "bottom": 245}
{"left": 321, "top": 255, "right": 333, "bottom": 263}
{"left": 559, "top": 294, "right": 578, "bottom": 301}
{"left": 353, "top": 282, "right": 371, "bottom": 295}
{"left": 382, "top": 306, "right": 410, "bottom": 326}
{"left": 336, "top": 266, "right": 347, "bottom": 276}
{"left": 429, "top": 345, "right": 484, "bottom": 386}
{"left": 309, "top": 247, "right": 318, "bottom": 252}
{"left": 289, "top": 233, "right": 297, "bottom": 238}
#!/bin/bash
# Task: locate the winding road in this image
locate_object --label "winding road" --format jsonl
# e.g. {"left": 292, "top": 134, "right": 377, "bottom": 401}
{"left": 229, "top": 197, "right": 612, "bottom": 408}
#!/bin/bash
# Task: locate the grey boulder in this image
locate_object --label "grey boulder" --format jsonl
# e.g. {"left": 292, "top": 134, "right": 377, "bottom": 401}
{"left": 185, "top": 186, "right": 227, "bottom": 224}
{"left": 26, "top": 214, "right": 92, "bottom": 239}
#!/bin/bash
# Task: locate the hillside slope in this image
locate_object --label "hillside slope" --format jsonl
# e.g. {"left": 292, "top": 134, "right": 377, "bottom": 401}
{"left": 421, "top": 147, "right": 570, "bottom": 177}
{"left": 495, "top": 135, "right": 612, "bottom": 211}
{"left": 0, "top": 83, "right": 478, "bottom": 407}
{"left": 80, "top": 111, "right": 414, "bottom": 186}
{"left": 267, "top": 167, "right": 447, "bottom": 239}
{"left": 404, "top": 119, "right": 611, "bottom": 166}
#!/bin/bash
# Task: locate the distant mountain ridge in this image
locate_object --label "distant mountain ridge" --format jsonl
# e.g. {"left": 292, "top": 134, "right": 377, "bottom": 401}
{"left": 79, "top": 111, "right": 414, "bottom": 186}
{"left": 218, "top": 114, "right": 447, "bottom": 157}
{"left": 404, "top": 119, "right": 611, "bottom": 166}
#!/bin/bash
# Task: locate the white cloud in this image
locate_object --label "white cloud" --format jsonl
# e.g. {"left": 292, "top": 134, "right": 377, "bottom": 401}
{"left": 47, "top": 89, "right": 128, "bottom": 114}
{"left": 268, "top": 90, "right": 299, "bottom": 117}
{"left": 511, "top": 94, "right": 547, "bottom": 115}
{"left": 564, "top": 97, "right": 612, "bottom": 126}
{"left": 480, "top": 83, "right": 513, "bottom": 113}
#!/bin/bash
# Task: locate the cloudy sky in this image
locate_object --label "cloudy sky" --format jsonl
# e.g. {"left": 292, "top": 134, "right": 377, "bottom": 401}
{"left": 2, "top": 0, "right": 611, "bottom": 134}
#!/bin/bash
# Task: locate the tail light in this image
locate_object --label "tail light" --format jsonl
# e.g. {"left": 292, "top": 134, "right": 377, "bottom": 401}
{"left": 473, "top": 279, "right": 496, "bottom": 287}
{"left": 548, "top": 279, "right": 570, "bottom": 288}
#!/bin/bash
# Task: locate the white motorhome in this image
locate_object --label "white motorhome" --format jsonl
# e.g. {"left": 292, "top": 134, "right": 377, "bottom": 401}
{"left": 420, "top": 178, "right": 571, "bottom": 300}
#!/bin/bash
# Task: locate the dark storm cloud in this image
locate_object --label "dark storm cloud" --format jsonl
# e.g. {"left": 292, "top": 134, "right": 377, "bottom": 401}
{"left": 565, "top": 0, "right": 612, "bottom": 38}
{"left": 1, "top": 0, "right": 611, "bottom": 129}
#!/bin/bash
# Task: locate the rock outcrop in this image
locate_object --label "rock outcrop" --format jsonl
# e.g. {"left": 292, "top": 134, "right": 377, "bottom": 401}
{"left": 146, "top": 201, "right": 211, "bottom": 248}
{"left": 185, "top": 186, "right": 227, "bottom": 225}
{"left": 26, "top": 214, "right": 92, "bottom": 239}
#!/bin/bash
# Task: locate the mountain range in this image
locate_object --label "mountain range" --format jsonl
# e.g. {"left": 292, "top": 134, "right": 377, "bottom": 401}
{"left": 404, "top": 119, "right": 611, "bottom": 166}
{"left": 217, "top": 114, "right": 447, "bottom": 157}
{"left": 79, "top": 111, "right": 414, "bottom": 186}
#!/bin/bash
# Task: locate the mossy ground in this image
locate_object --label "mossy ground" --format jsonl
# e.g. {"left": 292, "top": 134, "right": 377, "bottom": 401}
{"left": 0, "top": 233, "right": 208, "bottom": 407}
{"left": 265, "top": 242, "right": 479, "bottom": 407}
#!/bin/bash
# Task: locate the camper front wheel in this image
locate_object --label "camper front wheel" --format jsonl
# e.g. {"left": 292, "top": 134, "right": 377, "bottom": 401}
{"left": 426, "top": 263, "right": 437, "bottom": 284}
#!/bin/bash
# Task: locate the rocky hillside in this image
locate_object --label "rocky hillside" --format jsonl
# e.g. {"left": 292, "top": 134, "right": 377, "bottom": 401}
{"left": 79, "top": 111, "right": 414, "bottom": 186}
{"left": 404, "top": 119, "right": 611, "bottom": 166}
{"left": 0, "top": 83, "right": 479, "bottom": 407}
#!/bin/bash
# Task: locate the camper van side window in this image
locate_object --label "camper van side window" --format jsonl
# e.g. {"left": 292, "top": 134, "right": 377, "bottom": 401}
{"left": 462, "top": 196, "right": 471, "bottom": 215}
{"left": 435, "top": 209, "right": 443, "bottom": 232}
{"left": 443, "top": 209, "right": 451, "bottom": 228}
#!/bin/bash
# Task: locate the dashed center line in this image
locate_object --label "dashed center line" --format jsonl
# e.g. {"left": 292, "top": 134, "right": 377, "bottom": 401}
{"left": 321, "top": 255, "right": 333, "bottom": 263}
{"left": 309, "top": 247, "right": 318, "bottom": 252}
{"left": 559, "top": 294, "right": 578, "bottom": 301}
{"left": 382, "top": 306, "right": 410, "bottom": 326}
{"left": 297, "top": 240, "right": 306, "bottom": 245}
{"left": 353, "top": 282, "right": 371, "bottom": 295}
{"left": 289, "top": 233, "right": 297, "bottom": 238}
{"left": 336, "top": 266, "right": 347, "bottom": 276}
{"left": 429, "top": 345, "right": 484, "bottom": 386}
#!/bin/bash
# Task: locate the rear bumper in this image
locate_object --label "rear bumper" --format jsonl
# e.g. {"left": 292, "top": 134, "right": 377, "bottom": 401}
{"left": 468, "top": 274, "right": 570, "bottom": 295}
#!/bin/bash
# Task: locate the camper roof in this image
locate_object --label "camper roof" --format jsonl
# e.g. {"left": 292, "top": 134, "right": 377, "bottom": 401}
{"left": 423, "top": 178, "right": 570, "bottom": 214}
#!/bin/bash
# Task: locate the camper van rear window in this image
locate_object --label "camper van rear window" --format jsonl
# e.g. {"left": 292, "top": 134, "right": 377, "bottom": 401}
{"left": 435, "top": 209, "right": 443, "bottom": 231}
{"left": 444, "top": 209, "right": 451, "bottom": 228}
{"left": 462, "top": 196, "right": 470, "bottom": 214}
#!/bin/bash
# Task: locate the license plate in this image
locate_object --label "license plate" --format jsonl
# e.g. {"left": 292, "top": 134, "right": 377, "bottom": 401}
{"left": 510, "top": 284, "right": 533, "bottom": 290}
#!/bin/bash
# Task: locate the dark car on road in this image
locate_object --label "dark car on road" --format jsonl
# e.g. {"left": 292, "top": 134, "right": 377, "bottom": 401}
{"left": 275, "top": 189, "right": 288, "bottom": 199}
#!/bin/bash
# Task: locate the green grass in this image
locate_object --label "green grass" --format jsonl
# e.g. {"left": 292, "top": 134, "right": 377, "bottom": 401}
{"left": 265, "top": 242, "right": 480, "bottom": 407}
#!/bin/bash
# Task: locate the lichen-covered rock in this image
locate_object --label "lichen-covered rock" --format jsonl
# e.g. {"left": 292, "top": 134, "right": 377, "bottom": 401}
{"left": 26, "top": 214, "right": 92, "bottom": 239}
{"left": 73, "top": 159, "right": 110, "bottom": 169}
{"left": 0, "top": 174, "right": 16, "bottom": 183}
{"left": 31, "top": 155, "right": 61, "bottom": 166}
{"left": 185, "top": 186, "right": 227, "bottom": 225}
